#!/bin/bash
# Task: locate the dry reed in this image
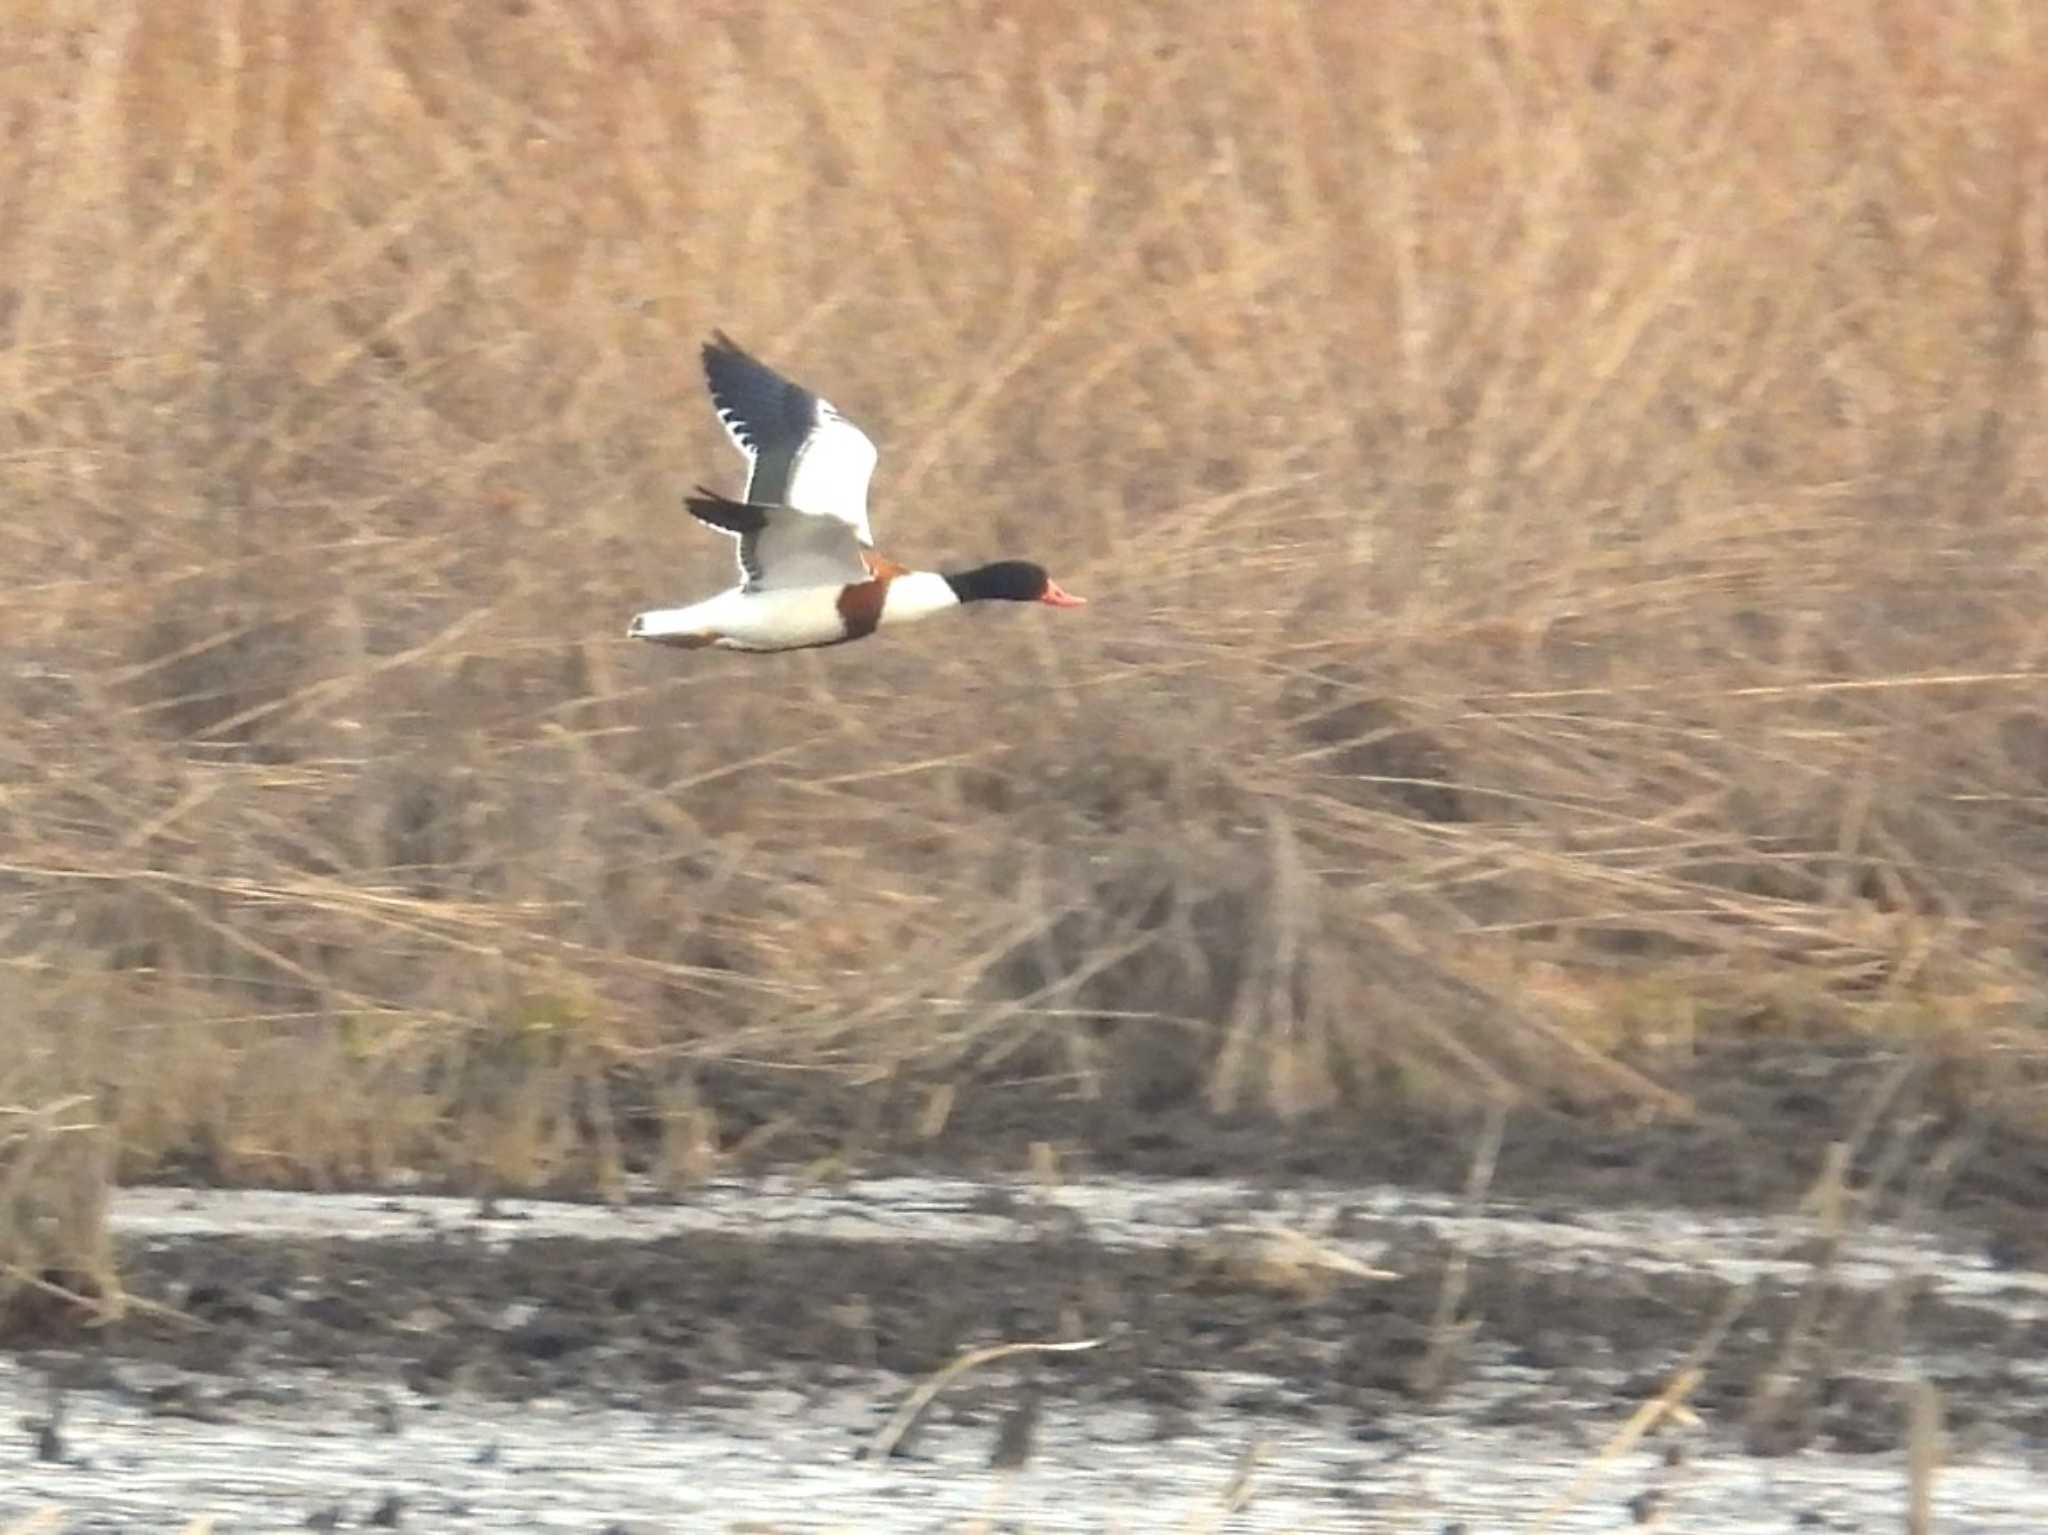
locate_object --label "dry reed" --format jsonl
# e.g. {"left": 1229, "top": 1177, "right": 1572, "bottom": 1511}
{"left": 3, "top": 1, "right": 2046, "bottom": 1241}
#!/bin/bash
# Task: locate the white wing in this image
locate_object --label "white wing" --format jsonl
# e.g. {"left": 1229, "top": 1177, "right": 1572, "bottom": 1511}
{"left": 701, "top": 331, "right": 879, "bottom": 544}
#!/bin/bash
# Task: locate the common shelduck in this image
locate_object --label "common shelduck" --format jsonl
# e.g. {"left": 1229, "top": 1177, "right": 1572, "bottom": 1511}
{"left": 626, "top": 331, "right": 1086, "bottom": 652}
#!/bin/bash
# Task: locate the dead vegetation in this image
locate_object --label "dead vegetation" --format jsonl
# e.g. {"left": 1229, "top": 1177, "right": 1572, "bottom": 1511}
{"left": 4, "top": 0, "right": 2048, "bottom": 1236}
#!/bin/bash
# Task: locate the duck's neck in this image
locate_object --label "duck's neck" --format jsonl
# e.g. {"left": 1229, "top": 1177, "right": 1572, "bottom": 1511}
{"left": 877, "top": 570, "right": 963, "bottom": 627}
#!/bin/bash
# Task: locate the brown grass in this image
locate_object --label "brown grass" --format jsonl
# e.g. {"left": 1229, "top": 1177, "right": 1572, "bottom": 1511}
{"left": 0, "top": 1093, "right": 120, "bottom": 1332}
{"left": 5, "top": 0, "right": 2048, "bottom": 1218}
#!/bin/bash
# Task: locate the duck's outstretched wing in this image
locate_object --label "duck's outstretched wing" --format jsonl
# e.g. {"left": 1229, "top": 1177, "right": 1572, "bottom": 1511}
{"left": 684, "top": 488, "right": 870, "bottom": 593}
{"left": 701, "top": 331, "right": 879, "bottom": 545}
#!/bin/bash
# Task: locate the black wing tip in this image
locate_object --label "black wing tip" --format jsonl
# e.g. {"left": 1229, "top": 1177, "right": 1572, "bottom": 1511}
{"left": 702, "top": 328, "right": 749, "bottom": 363}
{"left": 700, "top": 330, "right": 745, "bottom": 389}
{"left": 699, "top": 330, "right": 819, "bottom": 441}
{"left": 701, "top": 330, "right": 774, "bottom": 410}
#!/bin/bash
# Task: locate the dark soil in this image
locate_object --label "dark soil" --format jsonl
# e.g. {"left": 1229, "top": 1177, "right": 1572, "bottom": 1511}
{"left": 28, "top": 1201, "right": 2048, "bottom": 1462}
{"left": 11, "top": 1037, "right": 2048, "bottom": 1463}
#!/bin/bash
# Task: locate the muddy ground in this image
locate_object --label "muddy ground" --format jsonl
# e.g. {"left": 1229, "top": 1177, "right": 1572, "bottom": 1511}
{"left": 8, "top": 1038, "right": 2048, "bottom": 1481}
{"left": 42, "top": 1203, "right": 2048, "bottom": 1457}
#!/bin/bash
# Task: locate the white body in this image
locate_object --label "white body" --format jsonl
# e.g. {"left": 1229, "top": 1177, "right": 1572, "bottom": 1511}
{"left": 629, "top": 572, "right": 960, "bottom": 652}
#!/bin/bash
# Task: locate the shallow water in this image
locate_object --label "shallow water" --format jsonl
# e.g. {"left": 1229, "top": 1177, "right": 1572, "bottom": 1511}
{"left": 2, "top": 1176, "right": 2043, "bottom": 1531}
{"left": 5, "top": 1350, "right": 2044, "bottom": 1533}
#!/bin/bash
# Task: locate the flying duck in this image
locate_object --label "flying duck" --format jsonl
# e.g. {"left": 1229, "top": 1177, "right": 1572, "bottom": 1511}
{"left": 626, "top": 331, "right": 1086, "bottom": 652}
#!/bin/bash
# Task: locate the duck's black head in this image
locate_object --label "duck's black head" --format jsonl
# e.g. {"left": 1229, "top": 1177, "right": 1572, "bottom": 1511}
{"left": 944, "top": 561, "right": 1088, "bottom": 607}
